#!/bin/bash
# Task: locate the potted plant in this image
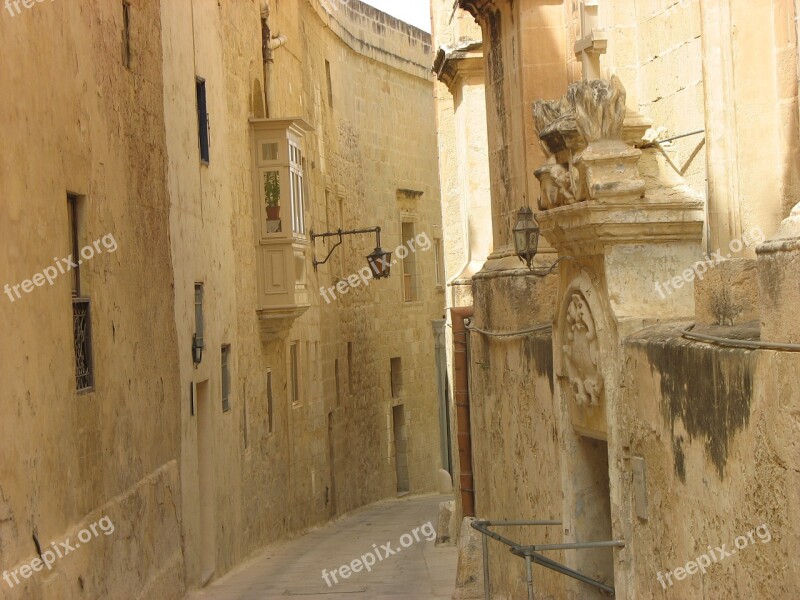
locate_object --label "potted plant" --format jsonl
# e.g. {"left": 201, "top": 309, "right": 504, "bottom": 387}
{"left": 264, "top": 171, "right": 281, "bottom": 221}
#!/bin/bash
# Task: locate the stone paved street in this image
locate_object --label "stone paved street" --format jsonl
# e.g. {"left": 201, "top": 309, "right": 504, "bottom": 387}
{"left": 186, "top": 495, "right": 457, "bottom": 600}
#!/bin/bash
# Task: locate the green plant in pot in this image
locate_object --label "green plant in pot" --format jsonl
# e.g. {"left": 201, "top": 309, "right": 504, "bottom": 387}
{"left": 264, "top": 171, "right": 281, "bottom": 221}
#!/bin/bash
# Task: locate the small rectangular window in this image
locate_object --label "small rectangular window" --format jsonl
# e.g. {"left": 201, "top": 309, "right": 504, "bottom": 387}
{"left": 221, "top": 345, "right": 231, "bottom": 412}
{"left": 242, "top": 381, "right": 249, "bottom": 448}
{"left": 194, "top": 283, "right": 204, "bottom": 352}
{"left": 334, "top": 358, "right": 341, "bottom": 407}
{"left": 68, "top": 193, "right": 93, "bottom": 393}
{"left": 290, "top": 342, "right": 300, "bottom": 405}
{"left": 390, "top": 357, "right": 402, "bottom": 398}
{"left": 401, "top": 222, "right": 418, "bottom": 302}
{"left": 434, "top": 238, "right": 444, "bottom": 286}
{"left": 67, "top": 195, "right": 82, "bottom": 296}
{"left": 347, "top": 342, "right": 353, "bottom": 395}
{"left": 266, "top": 369, "right": 274, "bottom": 434}
{"left": 289, "top": 142, "right": 305, "bottom": 235}
{"left": 196, "top": 78, "right": 210, "bottom": 163}
{"left": 325, "top": 60, "right": 333, "bottom": 107}
{"left": 261, "top": 142, "right": 279, "bottom": 162}
{"left": 73, "top": 298, "right": 94, "bottom": 393}
{"left": 122, "top": 2, "right": 131, "bottom": 68}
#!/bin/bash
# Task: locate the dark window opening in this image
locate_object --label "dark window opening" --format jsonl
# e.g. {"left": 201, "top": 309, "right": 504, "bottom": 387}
{"left": 122, "top": 2, "right": 131, "bottom": 68}
{"left": 221, "top": 345, "right": 231, "bottom": 412}
{"left": 196, "top": 78, "right": 210, "bottom": 163}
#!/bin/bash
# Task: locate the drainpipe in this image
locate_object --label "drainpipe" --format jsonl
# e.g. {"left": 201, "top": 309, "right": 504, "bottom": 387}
{"left": 261, "top": 1, "right": 288, "bottom": 118}
{"left": 451, "top": 307, "right": 475, "bottom": 517}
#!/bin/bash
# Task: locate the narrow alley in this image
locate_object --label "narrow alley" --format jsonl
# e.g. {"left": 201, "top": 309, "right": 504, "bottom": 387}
{"left": 4, "top": 0, "right": 800, "bottom": 597}
{"left": 186, "top": 495, "right": 457, "bottom": 600}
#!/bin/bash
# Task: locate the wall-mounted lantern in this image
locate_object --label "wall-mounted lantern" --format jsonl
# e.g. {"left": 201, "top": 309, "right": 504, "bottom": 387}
{"left": 366, "top": 245, "right": 393, "bottom": 279}
{"left": 192, "top": 334, "right": 204, "bottom": 367}
{"left": 513, "top": 206, "right": 576, "bottom": 276}
{"left": 311, "top": 226, "right": 392, "bottom": 279}
{"left": 193, "top": 283, "right": 205, "bottom": 367}
{"left": 513, "top": 207, "right": 541, "bottom": 269}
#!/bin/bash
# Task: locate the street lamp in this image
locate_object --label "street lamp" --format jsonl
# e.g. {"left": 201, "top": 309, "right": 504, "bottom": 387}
{"left": 366, "top": 246, "right": 393, "bottom": 279}
{"left": 311, "top": 226, "right": 393, "bottom": 279}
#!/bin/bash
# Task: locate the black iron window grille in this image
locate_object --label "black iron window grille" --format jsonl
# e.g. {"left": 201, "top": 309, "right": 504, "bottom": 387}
{"left": 73, "top": 298, "right": 94, "bottom": 392}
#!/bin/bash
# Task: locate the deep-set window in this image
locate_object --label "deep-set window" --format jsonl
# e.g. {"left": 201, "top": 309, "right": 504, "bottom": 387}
{"left": 266, "top": 369, "right": 274, "bottom": 434}
{"left": 194, "top": 283, "right": 204, "bottom": 351}
{"left": 221, "top": 345, "right": 231, "bottom": 412}
{"left": 434, "top": 238, "right": 444, "bottom": 286}
{"left": 290, "top": 342, "right": 300, "bottom": 405}
{"left": 122, "top": 2, "right": 131, "bottom": 68}
{"left": 390, "top": 357, "right": 403, "bottom": 398}
{"left": 334, "top": 358, "right": 341, "bottom": 406}
{"left": 69, "top": 194, "right": 94, "bottom": 393}
{"left": 325, "top": 59, "right": 333, "bottom": 107}
{"left": 196, "top": 78, "right": 210, "bottom": 163}
{"left": 401, "top": 222, "right": 418, "bottom": 302}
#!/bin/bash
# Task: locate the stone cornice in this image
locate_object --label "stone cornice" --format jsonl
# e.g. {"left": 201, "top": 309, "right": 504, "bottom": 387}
{"left": 458, "top": 0, "right": 499, "bottom": 21}
{"left": 433, "top": 40, "right": 483, "bottom": 88}
{"left": 536, "top": 199, "right": 705, "bottom": 256}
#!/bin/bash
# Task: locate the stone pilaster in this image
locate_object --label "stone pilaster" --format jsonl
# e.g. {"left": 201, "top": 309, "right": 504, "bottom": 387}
{"left": 756, "top": 204, "right": 800, "bottom": 344}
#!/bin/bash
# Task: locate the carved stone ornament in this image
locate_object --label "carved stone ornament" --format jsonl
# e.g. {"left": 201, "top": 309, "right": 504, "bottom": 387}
{"left": 533, "top": 76, "right": 641, "bottom": 209}
{"left": 561, "top": 292, "right": 604, "bottom": 407}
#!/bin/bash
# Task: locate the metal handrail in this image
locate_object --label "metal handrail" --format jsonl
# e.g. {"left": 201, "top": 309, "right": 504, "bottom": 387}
{"left": 471, "top": 519, "right": 624, "bottom": 599}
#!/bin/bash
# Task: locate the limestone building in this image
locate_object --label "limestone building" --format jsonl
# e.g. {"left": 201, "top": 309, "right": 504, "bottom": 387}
{"left": 434, "top": 0, "right": 800, "bottom": 598}
{"left": 0, "top": 1, "right": 444, "bottom": 598}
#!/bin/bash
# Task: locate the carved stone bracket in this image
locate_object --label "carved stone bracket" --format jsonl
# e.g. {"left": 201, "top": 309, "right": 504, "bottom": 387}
{"left": 533, "top": 76, "right": 645, "bottom": 210}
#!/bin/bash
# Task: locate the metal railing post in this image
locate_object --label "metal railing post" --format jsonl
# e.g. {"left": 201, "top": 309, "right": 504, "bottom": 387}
{"left": 525, "top": 553, "right": 534, "bottom": 600}
{"left": 470, "top": 519, "right": 623, "bottom": 597}
{"left": 482, "top": 532, "right": 490, "bottom": 600}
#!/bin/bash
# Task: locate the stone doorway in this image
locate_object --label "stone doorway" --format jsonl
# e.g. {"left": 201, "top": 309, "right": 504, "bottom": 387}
{"left": 327, "top": 411, "right": 337, "bottom": 515}
{"left": 392, "top": 405, "right": 410, "bottom": 494}
{"left": 196, "top": 380, "right": 216, "bottom": 584}
{"left": 571, "top": 435, "right": 614, "bottom": 596}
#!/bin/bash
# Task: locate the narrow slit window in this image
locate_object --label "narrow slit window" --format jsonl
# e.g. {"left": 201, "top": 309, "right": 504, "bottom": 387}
{"left": 290, "top": 342, "right": 300, "bottom": 405}
{"left": 196, "top": 78, "right": 210, "bottom": 163}
{"left": 69, "top": 194, "right": 94, "bottom": 393}
{"left": 325, "top": 59, "right": 333, "bottom": 107}
{"left": 266, "top": 369, "right": 274, "bottom": 434}
{"left": 390, "top": 357, "right": 402, "bottom": 398}
{"left": 221, "top": 345, "right": 231, "bottom": 412}
{"left": 401, "top": 222, "right": 418, "bottom": 302}
{"left": 122, "top": 2, "right": 131, "bottom": 68}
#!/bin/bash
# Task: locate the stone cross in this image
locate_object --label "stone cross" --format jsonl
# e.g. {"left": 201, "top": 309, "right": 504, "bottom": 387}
{"left": 574, "top": 0, "right": 607, "bottom": 80}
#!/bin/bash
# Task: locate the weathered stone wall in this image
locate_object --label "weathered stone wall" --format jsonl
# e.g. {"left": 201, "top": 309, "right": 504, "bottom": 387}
{"left": 469, "top": 273, "right": 566, "bottom": 599}
{"left": 606, "top": 0, "right": 708, "bottom": 195}
{"left": 442, "top": 0, "right": 800, "bottom": 598}
{"left": 162, "top": 0, "right": 445, "bottom": 588}
{"left": 0, "top": 1, "right": 184, "bottom": 598}
{"left": 1, "top": 0, "right": 443, "bottom": 596}
{"left": 620, "top": 329, "right": 800, "bottom": 598}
